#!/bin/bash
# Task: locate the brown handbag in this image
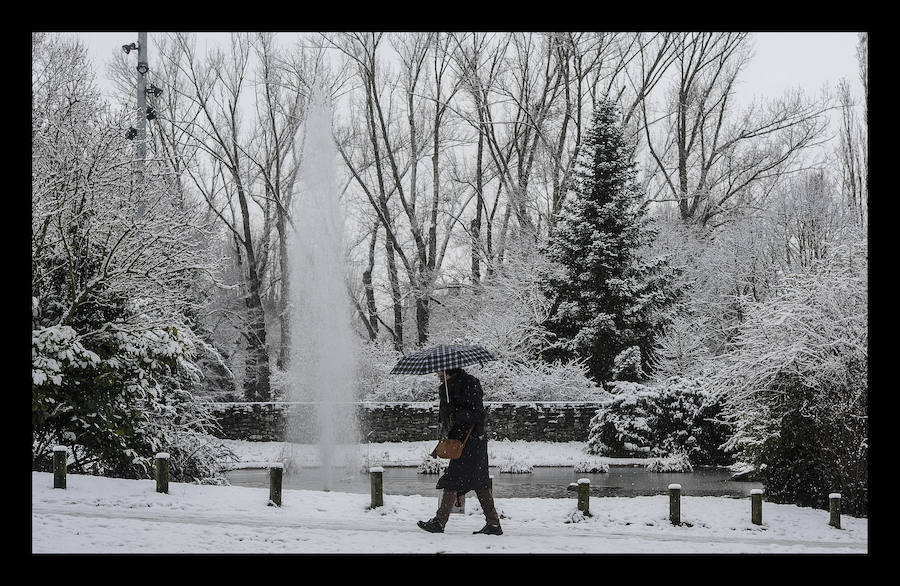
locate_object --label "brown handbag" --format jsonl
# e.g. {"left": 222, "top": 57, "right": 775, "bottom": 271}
{"left": 431, "top": 425, "right": 475, "bottom": 460}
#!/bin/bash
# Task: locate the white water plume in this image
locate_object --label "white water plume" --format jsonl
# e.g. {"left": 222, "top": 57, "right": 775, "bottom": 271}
{"left": 287, "top": 91, "right": 359, "bottom": 489}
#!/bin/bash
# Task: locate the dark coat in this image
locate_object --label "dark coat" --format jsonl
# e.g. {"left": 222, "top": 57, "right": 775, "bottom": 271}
{"left": 435, "top": 370, "right": 491, "bottom": 494}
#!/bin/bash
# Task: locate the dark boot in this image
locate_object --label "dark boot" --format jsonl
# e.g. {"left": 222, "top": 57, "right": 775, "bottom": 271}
{"left": 417, "top": 517, "right": 445, "bottom": 533}
{"left": 473, "top": 523, "right": 503, "bottom": 535}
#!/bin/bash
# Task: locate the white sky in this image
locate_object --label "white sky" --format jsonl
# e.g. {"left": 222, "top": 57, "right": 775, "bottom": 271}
{"left": 74, "top": 31, "right": 864, "bottom": 107}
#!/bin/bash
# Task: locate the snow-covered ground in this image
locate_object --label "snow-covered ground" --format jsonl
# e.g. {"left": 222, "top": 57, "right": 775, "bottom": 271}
{"left": 32, "top": 440, "right": 867, "bottom": 554}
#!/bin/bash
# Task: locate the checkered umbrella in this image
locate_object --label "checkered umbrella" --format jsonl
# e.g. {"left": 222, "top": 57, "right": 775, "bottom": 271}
{"left": 389, "top": 344, "right": 498, "bottom": 402}
{"left": 389, "top": 344, "right": 498, "bottom": 375}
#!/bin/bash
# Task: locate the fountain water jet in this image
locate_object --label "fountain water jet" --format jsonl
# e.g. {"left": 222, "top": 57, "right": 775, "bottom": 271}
{"left": 286, "top": 91, "right": 359, "bottom": 490}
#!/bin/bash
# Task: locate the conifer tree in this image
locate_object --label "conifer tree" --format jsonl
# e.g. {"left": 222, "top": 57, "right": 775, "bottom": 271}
{"left": 541, "top": 99, "right": 679, "bottom": 384}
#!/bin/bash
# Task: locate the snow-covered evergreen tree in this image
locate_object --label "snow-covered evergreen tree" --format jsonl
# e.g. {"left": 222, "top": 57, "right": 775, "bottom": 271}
{"left": 541, "top": 99, "right": 680, "bottom": 384}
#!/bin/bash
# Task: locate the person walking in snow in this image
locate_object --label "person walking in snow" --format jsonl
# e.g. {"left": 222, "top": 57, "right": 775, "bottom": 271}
{"left": 417, "top": 367, "right": 503, "bottom": 535}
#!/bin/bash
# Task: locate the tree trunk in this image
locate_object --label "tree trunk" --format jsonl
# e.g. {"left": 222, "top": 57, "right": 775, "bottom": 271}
{"left": 471, "top": 114, "right": 484, "bottom": 286}
{"left": 235, "top": 180, "right": 271, "bottom": 402}
{"left": 276, "top": 209, "right": 291, "bottom": 371}
{"left": 363, "top": 223, "right": 379, "bottom": 340}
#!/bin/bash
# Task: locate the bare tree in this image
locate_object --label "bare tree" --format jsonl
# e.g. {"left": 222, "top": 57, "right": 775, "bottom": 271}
{"left": 450, "top": 32, "right": 511, "bottom": 281}
{"left": 327, "top": 32, "right": 408, "bottom": 351}
{"left": 328, "top": 32, "right": 465, "bottom": 348}
{"left": 836, "top": 79, "right": 866, "bottom": 228}
{"left": 856, "top": 32, "right": 867, "bottom": 125}
{"left": 157, "top": 32, "right": 273, "bottom": 400}
{"left": 642, "top": 32, "right": 830, "bottom": 227}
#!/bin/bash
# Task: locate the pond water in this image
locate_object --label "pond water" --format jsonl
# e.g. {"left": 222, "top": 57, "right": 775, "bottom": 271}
{"left": 225, "top": 465, "right": 763, "bottom": 499}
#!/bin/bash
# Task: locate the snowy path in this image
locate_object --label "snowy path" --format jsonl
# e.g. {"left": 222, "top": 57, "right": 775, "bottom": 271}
{"left": 33, "top": 503, "right": 863, "bottom": 552}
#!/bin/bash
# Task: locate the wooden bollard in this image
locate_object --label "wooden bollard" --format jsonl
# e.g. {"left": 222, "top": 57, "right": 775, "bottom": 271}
{"left": 53, "top": 446, "right": 67, "bottom": 489}
{"left": 829, "top": 493, "right": 841, "bottom": 529}
{"left": 577, "top": 478, "right": 591, "bottom": 516}
{"left": 268, "top": 463, "right": 283, "bottom": 507}
{"left": 155, "top": 452, "right": 170, "bottom": 494}
{"left": 369, "top": 466, "right": 384, "bottom": 509}
{"left": 669, "top": 483, "right": 681, "bottom": 525}
{"left": 751, "top": 489, "right": 763, "bottom": 525}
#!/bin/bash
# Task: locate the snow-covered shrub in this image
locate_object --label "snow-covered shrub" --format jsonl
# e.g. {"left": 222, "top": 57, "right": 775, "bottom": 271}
{"left": 32, "top": 319, "right": 228, "bottom": 482}
{"left": 565, "top": 510, "right": 589, "bottom": 524}
{"left": 586, "top": 382, "right": 657, "bottom": 457}
{"left": 654, "top": 376, "right": 732, "bottom": 466}
{"left": 417, "top": 455, "right": 448, "bottom": 474}
{"left": 32, "top": 325, "right": 101, "bottom": 387}
{"left": 354, "top": 338, "right": 606, "bottom": 403}
{"left": 498, "top": 456, "right": 533, "bottom": 473}
{"left": 355, "top": 340, "right": 439, "bottom": 402}
{"left": 476, "top": 358, "right": 605, "bottom": 402}
{"left": 585, "top": 379, "right": 732, "bottom": 464}
{"left": 646, "top": 452, "right": 693, "bottom": 472}
{"left": 574, "top": 458, "right": 609, "bottom": 473}
{"left": 708, "top": 238, "right": 868, "bottom": 515}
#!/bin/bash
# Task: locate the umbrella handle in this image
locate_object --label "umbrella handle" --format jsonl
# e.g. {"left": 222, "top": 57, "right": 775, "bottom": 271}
{"left": 444, "top": 376, "right": 449, "bottom": 404}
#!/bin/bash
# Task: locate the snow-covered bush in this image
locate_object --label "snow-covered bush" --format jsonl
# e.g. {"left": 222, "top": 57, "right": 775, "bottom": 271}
{"left": 573, "top": 458, "right": 609, "bottom": 473}
{"left": 646, "top": 452, "right": 693, "bottom": 472}
{"left": 32, "top": 325, "right": 101, "bottom": 387}
{"left": 32, "top": 319, "right": 229, "bottom": 482}
{"left": 354, "top": 337, "right": 605, "bottom": 403}
{"left": 476, "top": 359, "right": 604, "bottom": 402}
{"left": 355, "top": 340, "right": 438, "bottom": 402}
{"left": 586, "top": 382, "right": 657, "bottom": 457}
{"left": 586, "top": 379, "right": 732, "bottom": 465}
{"left": 498, "top": 456, "right": 533, "bottom": 473}
{"left": 708, "top": 238, "right": 868, "bottom": 515}
{"left": 417, "top": 455, "right": 448, "bottom": 474}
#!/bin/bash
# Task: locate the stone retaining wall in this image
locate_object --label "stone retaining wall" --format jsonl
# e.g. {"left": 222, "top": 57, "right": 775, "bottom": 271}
{"left": 207, "top": 402, "right": 603, "bottom": 443}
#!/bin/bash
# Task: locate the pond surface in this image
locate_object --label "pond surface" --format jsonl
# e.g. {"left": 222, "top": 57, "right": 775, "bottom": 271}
{"left": 226, "top": 465, "right": 763, "bottom": 499}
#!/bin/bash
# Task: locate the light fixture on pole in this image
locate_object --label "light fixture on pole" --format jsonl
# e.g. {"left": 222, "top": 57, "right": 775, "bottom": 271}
{"left": 122, "top": 42, "right": 138, "bottom": 55}
{"left": 124, "top": 126, "right": 138, "bottom": 140}
{"left": 136, "top": 62, "right": 149, "bottom": 76}
{"left": 145, "top": 85, "right": 163, "bottom": 98}
{"left": 145, "top": 106, "right": 157, "bottom": 121}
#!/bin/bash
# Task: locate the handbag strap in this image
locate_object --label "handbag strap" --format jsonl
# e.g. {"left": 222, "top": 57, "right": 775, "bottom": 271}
{"left": 461, "top": 424, "right": 475, "bottom": 446}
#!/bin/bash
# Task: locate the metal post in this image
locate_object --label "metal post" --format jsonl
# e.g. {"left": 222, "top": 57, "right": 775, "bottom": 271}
{"left": 751, "top": 489, "right": 763, "bottom": 525}
{"left": 135, "top": 31, "right": 148, "bottom": 219}
{"left": 155, "top": 452, "right": 169, "bottom": 494}
{"left": 829, "top": 493, "right": 841, "bottom": 529}
{"left": 53, "top": 446, "right": 67, "bottom": 489}
{"left": 369, "top": 466, "right": 383, "bottom": 509}
{"left": 268, "top": 463, "right": 283, "bottom": 507}
{"left": 669, "top": 483, "right": 681, "bottom": 525}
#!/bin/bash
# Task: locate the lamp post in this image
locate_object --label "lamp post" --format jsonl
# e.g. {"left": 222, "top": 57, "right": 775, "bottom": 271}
{"left": 123, "top": 33, "right": 149, "bottom": 219}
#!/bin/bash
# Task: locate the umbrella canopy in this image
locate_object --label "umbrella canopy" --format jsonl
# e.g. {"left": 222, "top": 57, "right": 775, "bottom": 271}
{"left": 389, "top": 344, "right": 498, "bottom": 375}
